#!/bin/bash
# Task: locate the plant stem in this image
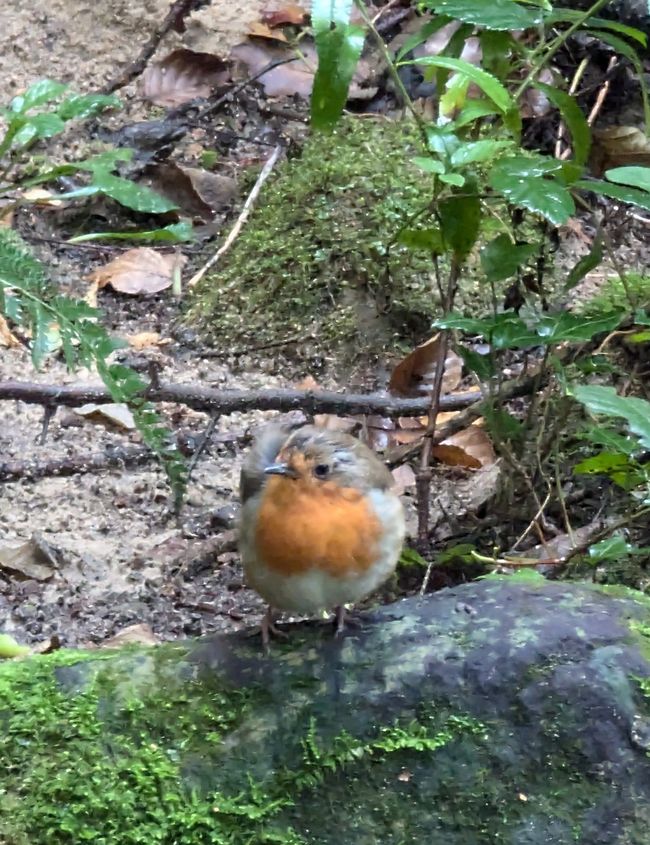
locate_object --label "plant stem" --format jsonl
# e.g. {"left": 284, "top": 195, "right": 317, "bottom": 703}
{"left": 514, "top": 0, "right": 612, "bottom": 102}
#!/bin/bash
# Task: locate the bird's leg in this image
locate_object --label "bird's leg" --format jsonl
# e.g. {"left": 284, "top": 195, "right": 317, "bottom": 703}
{"left": 334, "top": 604, "right": 346, "bottom": 637}
{"left": 261, "top": 606, "right": 288, "bottom": 653}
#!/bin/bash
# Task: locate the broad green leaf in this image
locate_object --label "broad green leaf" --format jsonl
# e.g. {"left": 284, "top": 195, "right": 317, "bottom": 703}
{"left": 581, "top": 425, "right": 641, "bottom": 456}
{"left": 413, "top": 156, "right": 446, "bottom": 174}
{"left": 31, "top": 307, "right": 62, "bottom": 368}
{"left": 574, "top": 452, "right": 633, "bottom": 475}
{"left": 490, "top": 169, "right": 574, "bottom": 225}
{"left": 439, "top": 172, "right": 465, "bottom": 186}
{"left": 450, "top": 139, "right": 511, "bottom": 167}
{"left": 76, "top": 148, "right": 134, "bottom": 172}
{"left": 58, "top": 93, "right": 120, "bottom": 120}
{"left": 489, "top": 154, "right": 564, "bottom": 178}
{"left": 534, "top": 82, "right": 590, "bottom": 166}
{"left": 401, "top": 56, "right": 513, "bottom": 113}
{"left": 564, "top": 233, "right": 603, "bottom": 290}
{"left": 629, "top": 330, "right": 650, "bottom": 343}
{"left": 68, "top": 222, "right": 194, "bottom": 244}
{"left": 0, "top": 634, "right": 30, "bottom": 658}
{"left": 576, "top": 178, "right": 650, "bottom": 212}
{"left": 311, "top": 0, "right": 364, "bottom": 130}
{"left": 480, "top": 234, "right": 536, "bottom": 282}
{"left": 456, "top": 344, "right": 494, "bottom": 380}
{"left": 425, "top": 0, "right": 542, "bottom": 30}
{"left": 535, "top": 310, "right": 622, "bottom": 343}
{"left": 435, "top": 312, "right": 540, "bottom": 348}
{"left": 90, "top": 172, "right": 178, "bottom": 214}
{"left": 12, "top": 113, "right": 66, "bottom": 147}
{"left": 439, "top": 74, "right": 471, "bottom": 117}
{"left": 588, "top": 534, "right": 631, "bottom": 561}
{"left": 440, "top": 191, "right": 480, "bottom": 260}
{"left": 453, "top": 99, "right": 498, "bottom": 128}
{"left": 398, "top": 228, "right": 444, "bottom": 253}
{"left": 425, "top": 126, "right": 460, "bottom": 160}
{"left": 10, "top": 79, "right": 67, "bottom": 114}
{"left": 572, "top": 385, "right": 650, "bottom": 450}
{"left": 605, "top": 166, "right": 650, "bottom": 193}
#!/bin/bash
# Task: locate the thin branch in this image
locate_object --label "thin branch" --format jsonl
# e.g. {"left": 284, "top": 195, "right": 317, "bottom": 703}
{"left": 0, "top": 379, "right": 485, "bottom": 417}
{"left": 188, "top": 144, "right": 283, "bottom": 287}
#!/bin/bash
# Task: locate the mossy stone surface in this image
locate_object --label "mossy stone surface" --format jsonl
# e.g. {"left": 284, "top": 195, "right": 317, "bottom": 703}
{"left": 2, "top": 579, "right": 650, "bottom": 844}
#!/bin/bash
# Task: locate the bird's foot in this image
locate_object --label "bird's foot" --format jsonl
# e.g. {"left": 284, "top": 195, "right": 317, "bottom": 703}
{"left": 261, "top": 606, "right": 288, "bottom": 654}
{"left": 333, "top": 605, "right": 363, "bottom": 637}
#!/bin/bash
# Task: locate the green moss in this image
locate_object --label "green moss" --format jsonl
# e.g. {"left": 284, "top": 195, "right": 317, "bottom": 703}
{"left": 188, "top": 117, "right": 453, "bottom": 356}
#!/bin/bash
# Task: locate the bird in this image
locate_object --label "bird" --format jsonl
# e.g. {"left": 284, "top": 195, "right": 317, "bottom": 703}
{"left": 239, "top": 423, "right": 405, "bottom": 650}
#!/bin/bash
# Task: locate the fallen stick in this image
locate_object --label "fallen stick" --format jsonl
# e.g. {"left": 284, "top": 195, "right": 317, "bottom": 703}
{"left": 0, "top": 380, "right": 486, "bottom": 417}
{"left": 188, "top": 144, "right": 283, "bottom": 287}
{"left": 0, "top": 444, "right": 153, "bottom": 482}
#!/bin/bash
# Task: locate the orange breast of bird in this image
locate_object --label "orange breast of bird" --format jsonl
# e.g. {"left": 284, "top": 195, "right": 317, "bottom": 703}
{"left": 254, "top": 476, "right": 382, "bottom": 577}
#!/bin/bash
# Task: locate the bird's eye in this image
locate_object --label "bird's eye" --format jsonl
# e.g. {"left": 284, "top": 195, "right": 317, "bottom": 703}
{"left": 314, "top": 463, "right": 330, "bottom": 478}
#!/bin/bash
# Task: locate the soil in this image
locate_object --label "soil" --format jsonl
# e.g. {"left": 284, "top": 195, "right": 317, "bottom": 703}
{"left": 0, "top": 1, "right": 648, "bottom": 651}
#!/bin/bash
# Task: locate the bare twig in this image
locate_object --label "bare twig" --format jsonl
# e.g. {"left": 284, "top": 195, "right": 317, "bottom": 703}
{"left": 587, "top": 56, "right": 618, "bottom": 126}
{"left": 186, "top": 411, "right": 220, "bottom": 483}
{"left": 101, "top": 0, "right": 204, "bottom": 94}
{"left": 0, "top": 444, "right": 154, "bottom": 482}
{"left": 188, "top": 144, "right": 283, "bottom": 287}
{"left": 0, "top": 379, "right": 484, "bottom": 417}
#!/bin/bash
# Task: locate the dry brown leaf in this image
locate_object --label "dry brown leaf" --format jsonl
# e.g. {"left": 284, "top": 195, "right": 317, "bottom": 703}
{"left": 313, "top": 414, "right": 358, "bottom": 432}
{"left": 248, "top": 21, "right": 288, "bottom": 40}
{"left": 142, "top": 162, "right": 237, "bottom": 221}
{"left": 389, "top": 334, "right": 463, "bottom": 398}
{"left": 0, "top": 536, "right": 57, "bottom": 581}
{"left": 100, "top": 623, "right": 159, "bottom": 649}
{"left": 231, "top": 39, "right": 375, "bottom": 99}
{"left": 89, "top": 248, "right": 186, "bottom": 295}
{"left": 590, "top": 126, "right": 650, "bottom": 175}
{"left": 432, "top": 422, "right": 496, "bottom": 469}
{"left": 391, "top": 463, "right": 416, "bottom": 495}
{"left": 140, "top": 48, "right": 230, "bottom": 107}
{"left": 21, "top": 187, "right": 65, "bottom": 207}
{"left": 261, "top": 3, "right": 308, "bottom": 27}
{"left": 75, "top": 403, "right": 136, "bottom": 430}
{"left": 295, "top": 375, "right": 320, "bottom": 390}
{"left": 0, "top": 314, "right": 20, "bottom": 348}
{"left": 126, "top": 331, "right": 164, "bottom": 349}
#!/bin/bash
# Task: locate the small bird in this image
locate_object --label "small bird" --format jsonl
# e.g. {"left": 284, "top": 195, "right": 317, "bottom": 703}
{"left": 239, "top": 424, "right": 405, "bottom": 649}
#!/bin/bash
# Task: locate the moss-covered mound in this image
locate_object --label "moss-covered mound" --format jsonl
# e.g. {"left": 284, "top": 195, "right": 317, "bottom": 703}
{"left": 3, "top": 578, "right": 650, "bottom": 844}
{"left": 188, "top": 117, "right": 445, "bottom": 357}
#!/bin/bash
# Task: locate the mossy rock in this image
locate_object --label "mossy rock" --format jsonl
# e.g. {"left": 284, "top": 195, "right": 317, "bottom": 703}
{"left": 188, "top": 117, "right": 459, "bottom": 359}
{"left": 3, "top": 578, "right": 650, "bottom": 844}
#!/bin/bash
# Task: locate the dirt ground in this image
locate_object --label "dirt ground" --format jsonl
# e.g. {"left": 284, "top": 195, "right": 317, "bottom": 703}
{"left": 0, "top": 0, "right": 648, "bottom": 650}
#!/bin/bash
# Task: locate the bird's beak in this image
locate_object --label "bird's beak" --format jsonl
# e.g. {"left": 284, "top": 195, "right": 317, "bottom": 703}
{"left": 264, "top": 462, "right": 299, "bottom": 479}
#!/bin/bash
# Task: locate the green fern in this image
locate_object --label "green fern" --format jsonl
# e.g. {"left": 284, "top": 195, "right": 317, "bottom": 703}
{"left": 0, "top": 228, "right": 187, "bottom": 506}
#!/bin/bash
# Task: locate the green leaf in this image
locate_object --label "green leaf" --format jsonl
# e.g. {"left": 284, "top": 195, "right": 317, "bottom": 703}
{"left": 480, "top": 234, "right": 536, "bottom": 282}
{"left": 588, "top": 534, "right": 631, "bottom": 562}
{"left": 398, "top": 228, "right": 444, "bottom": 253}
{"left": 439, "top": 191, "right": 481, "bottom": 260}
{"left": 564, "top": 233, "right": 603, "bottom": 290}
{"left": 483, "top": 405, "right": 524, "bottom": 441}
{"left": 439, "top": 172, "right": 466, "bottom": 186}
{"left": 452, "top": 99, "right": 498, "bottom": 128}
{"left": 395, "top": 16, "right": 453, "bottom": 62}
{"left": 89, "top": 172, "right": 178, "bottom": 214}
{"left": 490, "top": 159, "right": 575, "bottom": 225}
{"left": 77, "top": 148, "right": 134, "bottom": 172}
{"left": 10, "top": 79, "right": 67, "bottom": 114}
{"left": 535, "top": 310, "right": 622, "bottom": 343}
{"left": 401, "top": 56, "right": 513, "bottom": 113}
{"left": 0, "top": 633, "right": 30, "bottom": 659}
{"left": 581, "top": 424, "right": 641, "bottom": 456}
{"left": 533, "top": 82, "right": 590, "bottom": 166}
{"left": 311, "top": 0, "right": 365, "bottom": 130}
{"left": 12, "top": 113, "right": 67, "bottom": 147}
{"left": 575, "top": 178, "right": 650, "bottom": 212}
{"left": 424, "top": 0, "right": 542, "bottom": 30}
{"left": 425, "top": 126, "right": 460, "bottom": 160}
{"left": 449, "top": 139, "right": 511, "bottom": 168}
{"left": 435, "top": 312, "right": 540, "bottom": 348}
{"left": 574, "top": 452, "right": 633, "bottom": 476}
{"left": 629, "top": 330, "right": 650, "bottom": 343}
{"left": 413, "top": 156, "right": 446, "bottom": 174}
{"left": 605, "top": 166, "right": 650, "bottom": 193}
{"left": 67, "top": 222, "right": 194, "bottom": 244}
{"left": 545, "top": 10, "right": 647, "bottom": 46}
{"left": 572, "top": 385, "right": 650, "bottom": 450}
{"left": 457, "top": 344, "right": 494, "bottom": 380}
{"left": 58, "top": 93, "right": 120, "bottom": 120}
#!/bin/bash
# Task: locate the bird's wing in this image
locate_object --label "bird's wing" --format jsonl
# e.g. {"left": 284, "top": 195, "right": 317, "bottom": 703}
{"left": 240, "top": 425, "right": 290, "bottom": 503}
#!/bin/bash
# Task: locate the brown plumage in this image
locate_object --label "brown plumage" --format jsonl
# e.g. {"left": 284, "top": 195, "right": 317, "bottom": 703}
{"left": 240, "top": 424, "right": 405, "bottom": 649}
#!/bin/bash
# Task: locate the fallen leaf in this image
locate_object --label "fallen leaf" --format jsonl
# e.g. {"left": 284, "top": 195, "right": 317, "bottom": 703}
{"left": 0, "top": 633, "right": 30, "bottom": 659}
{"left": 248, "top": 21, "right": 288, "bottom": 41}
{"left": 75, "top": 403, "right": 136, "bottom": 430}
{"left": 391, "top": 463, "right": 416, "bottom": 495}
{"left": 100, "top": 623, "right": 159, "bottom": 649}
{"left": 261, "top": 3, "right": 308, "bottom": 27}
{"left": 389, "top": 334, "right": 463, "bottom": 398}
{"left": 0, "top": 536, "right": 57, "bottom": 581}
{"left": 0, "top": 314, "right": 20, "bottom": 347}
{"left": 140, "top": 48, "right": 229, "bottom": 107}
{"left": 21, "top": 188, "right": 65, "bottom": 207}
{"left": 142, "top": 162, "right": 237, "bottom": 221}
{"left": 313, "top": 414, "right": 358, "bottom": 432}
{"left": 231, "top": 39, "right": 376, "bottom": 100}
{"left": 590, "top": 126, "right": 650, "bottom": 176}
{"left": 126, "top": 331, "right": 165, "bottom": 349}
{"left": 30, "top": 634, "right": 62, "bottom": 655}
{"left": 432, "top": 422, "right": 496, "bottom": 469}
{"left": 89, "top": 248, "right": 187, "bottom": 295}
{"left": 85, "top": 279, "right": 99, "bottom": 307}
